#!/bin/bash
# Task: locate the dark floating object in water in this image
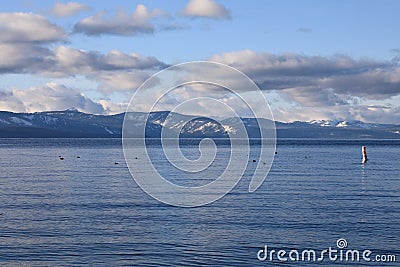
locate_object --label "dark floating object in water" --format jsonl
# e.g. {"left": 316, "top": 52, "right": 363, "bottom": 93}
{"left": 59, "top": 157, "right": 64, "bottom": 160}
{"left": 134, "top": 157, "right": 138, "bottom": 159}
{"left": 77, "top": 156, "right": 80, "bottom": 158}
{"left": 305, "top": 156, "right": 307, "bottom": 159}
{"left": 275, "top": 151, "right": 278, "bottom": 154}
{"left": 114, "top": 162, "right": 119, "bottom": 165}
{"left": 252, "top": 159, "right": 256, "bottom": 162}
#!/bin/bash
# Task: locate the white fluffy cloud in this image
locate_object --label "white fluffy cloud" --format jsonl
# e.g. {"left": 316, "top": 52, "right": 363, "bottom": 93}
{"left": 0, "top": 44, "right": 166, "bottom": 75}
{"left": 50, "top": 1, "right": 90, "bottom": 17}
{"left": 0, "top": 44, "right": 166, "bottom": 92}
{"left": 50, "top": 46, "right": 166, "bottom": 75}
{"left": 73, "top": 4, "right": 163, "bottom": 36}
{"left": 280, "top": 87, "right": 352, "bottom": 107}
{"left": 0, "top": 6, "right": 398, "bottom": 123}
{"left": 0, "top": 43, "right": 52, "bottom": 73}
{"left": 208, "top": 49, "right": 400, "bottom": 123}
{"left": 0, "top": 83, "right": 105, "bottom": 114}
{"left": 98, "top": 99, "right": 127, "bottom": 114}
{"left": 210, "top": 49, "right": 400, "bottom": 102}
{"left": 0, "top": 9, "right": 169, "bottom": 102}
{"left": 0, "top": 12, "right": 66, "bottom": 43}
{"left": 181, "top": 0, "right": 230, "bottom": 19}
{"left": 95, "top": 70, "right": 152, "bottom": 93}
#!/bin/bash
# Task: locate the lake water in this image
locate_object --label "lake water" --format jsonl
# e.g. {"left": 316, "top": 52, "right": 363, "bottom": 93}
{"left": 0, "top": 139, "right": 399, "bottom": 266}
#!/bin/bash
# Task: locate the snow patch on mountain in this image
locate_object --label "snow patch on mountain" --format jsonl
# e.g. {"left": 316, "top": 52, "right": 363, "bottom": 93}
{"left": 104, "top": 127, "right": 114, "bottom": 135}
{"left": 308, "top": 119, "right": 389, "bottom": 129}
{"left": 223, "top": 125, "right": 235, "bottom": 133}
{"left": 336, "top": 121, "right": 348, "bottom": 128}
{"left": 9, "top": 117, "right": 33, "bottom": 126}
{"left": 308, "top": 120, "right": 334, "bottom": 127}
{"left": 0, "top": 118, "right": 11, "bottom": 125}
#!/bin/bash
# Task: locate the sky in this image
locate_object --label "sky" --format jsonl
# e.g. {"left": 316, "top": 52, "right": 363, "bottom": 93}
{"left": 0, "top": 0, "right": 399, "bottom": 123}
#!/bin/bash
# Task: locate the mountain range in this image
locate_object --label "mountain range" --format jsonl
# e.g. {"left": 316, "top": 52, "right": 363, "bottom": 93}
{"left": 0, "top": 109, "right": 399, "bottom": 139}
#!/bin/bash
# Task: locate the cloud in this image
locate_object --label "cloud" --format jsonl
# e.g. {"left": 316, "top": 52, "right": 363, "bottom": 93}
{"left": 50, "top": 46, "right": 167, "bottom": 75}
{"left": 280, "top": 87, "right": 351, "bottom": 107}
{"left": 50, "top": 1, "right": 90, "bottom": 18}
{"left": 95, "top": 70, "right": 152, "bottom": 93}
{"left": 181, "top": 0, "right": 230, "bottom": 19}
{"left": 208, "top": 49, "right": 400, "bottom": 123}
{"left": 358, "top": 105, "right": 400, "bottom": 124}
{"left": 0, "top": 44, "right": 166, "bottom": 76}
{"left": 0, "top": 83, "right": 105, "bottom": 114}
{"left": 98, "top": 99, "right": 127, "bottom": 114}
{"left": 0, "top": 42, "right": 166, "bottom": 94}
{"left": 319, "top": 66, "right": 400, "bottom": 99}
{"left": 210, "top": 49, "right": 400, "bottom": 100}
{"left": 211, "top": 50, "right": 384, "bottom": 78}
{"left": 0, "top": 12, "right": 66, "bottom": 43}
{"left": 73, "top": 4, "right": 164, "bottom": 36}
{"left": 0, "top": 90, "right": 25, "bottom": 112}
{"left": 297, "top": 27, "right": 312, "bottom": 33}
{"left": 0, "top": 43, "right": 53, "bottom": 73}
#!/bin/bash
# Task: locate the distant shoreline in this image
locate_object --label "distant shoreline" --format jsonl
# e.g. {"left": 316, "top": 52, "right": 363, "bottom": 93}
{"left": 1, "top": 109, "right": 399, "bottom": 139}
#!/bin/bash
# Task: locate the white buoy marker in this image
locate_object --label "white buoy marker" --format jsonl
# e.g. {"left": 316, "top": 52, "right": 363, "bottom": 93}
{"left": 362, "top": 146, "right": 368, "bottom": 164}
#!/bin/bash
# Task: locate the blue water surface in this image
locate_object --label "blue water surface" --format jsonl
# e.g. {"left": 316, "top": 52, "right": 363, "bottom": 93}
{"left": 0, "top": 139, "right": 399, "bottom": 266}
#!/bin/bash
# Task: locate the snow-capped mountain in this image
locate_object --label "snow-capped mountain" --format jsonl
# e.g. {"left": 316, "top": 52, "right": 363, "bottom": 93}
{"left": 0, "top": 109, "right": 399, "bottom": 139}
{"left": 0, "top": 109, "right": 124, "bottom": 137}
{"left": 307, "top": 119, "right": 395, "bottom": 129}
